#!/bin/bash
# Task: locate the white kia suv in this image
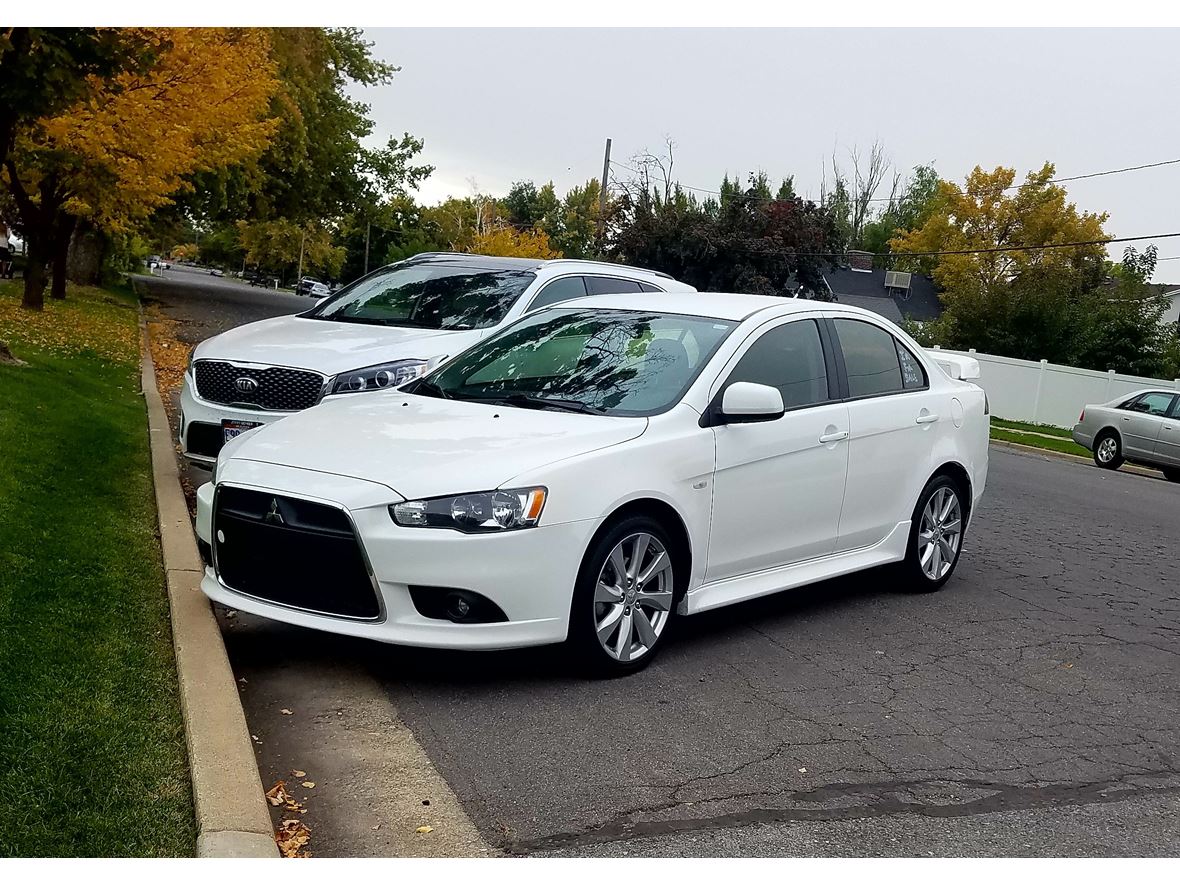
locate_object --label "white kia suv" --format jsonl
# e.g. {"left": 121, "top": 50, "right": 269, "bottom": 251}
{"left": 179, "top": 252, "right": 694, "bottom": 467}
{"left": 195, "top": 293, "right": 989, "bottom": 676}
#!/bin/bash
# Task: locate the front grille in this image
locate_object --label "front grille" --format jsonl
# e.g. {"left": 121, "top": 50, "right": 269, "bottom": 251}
{"left": 213, "top": 486, "right": 381, "bottom": 620}
{"left": 194, "top": 360, "right": 324, "bottom": 411}
{"left": 186, "top": 422, "right": 224, "bottom": 458}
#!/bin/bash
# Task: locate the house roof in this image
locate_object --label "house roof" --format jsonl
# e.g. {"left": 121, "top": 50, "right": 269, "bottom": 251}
{"left": 823, "top": 267, "right": 943, "bottom": 322}
{"left": 835, "top": 293, "right": 903, "bottom": 323}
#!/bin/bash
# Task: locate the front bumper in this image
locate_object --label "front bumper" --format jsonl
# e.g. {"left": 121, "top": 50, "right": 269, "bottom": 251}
{"left": 179, "top": 374, "right": 295, "bottom": 466}
{"left": 195, "top": 471, "right": 594, "bottom": 651}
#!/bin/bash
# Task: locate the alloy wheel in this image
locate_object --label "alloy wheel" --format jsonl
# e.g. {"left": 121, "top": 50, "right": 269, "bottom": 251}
{"left": 593, "top": 532, "right": 674, "bottom": 662}
{"left": 918, "top": 486, "right": 962, "bottom": 582}
{"left": 1097, "top": 437, "right": 1118, "bottom": 464}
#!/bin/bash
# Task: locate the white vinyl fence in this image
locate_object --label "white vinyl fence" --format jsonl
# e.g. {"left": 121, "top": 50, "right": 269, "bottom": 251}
{"left": 931, "top": 347, "right": 1180, "bottom": 429}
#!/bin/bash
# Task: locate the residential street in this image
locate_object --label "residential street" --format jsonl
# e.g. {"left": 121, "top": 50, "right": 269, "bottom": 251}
{"left": 140, "top": 273, "right": 1180, "bottom": 857}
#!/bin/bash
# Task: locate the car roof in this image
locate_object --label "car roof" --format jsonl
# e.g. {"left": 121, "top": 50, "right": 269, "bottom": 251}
{"left": 552, "top": 292, "right": 894, "bottom": 323}
{"left": 396, "top": 252, "right": 680, "bottom": 281}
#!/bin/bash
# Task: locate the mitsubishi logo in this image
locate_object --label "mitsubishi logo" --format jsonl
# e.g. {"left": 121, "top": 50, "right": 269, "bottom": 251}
{"left": 235, "top": 376, "right": 259, "bottom": 394}
{"left": 264, "top": 498, "right": 285, "bottom": 525}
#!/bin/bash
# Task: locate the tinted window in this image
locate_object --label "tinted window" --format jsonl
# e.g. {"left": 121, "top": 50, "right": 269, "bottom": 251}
{"left": 896, "top": 340, "right": 928, "bottom": 390}
{"left": 1130, "top": 392, "right": 1176, "bottom": 416}
{"left": 586, "top": 276, "right": 643, "bottom": 295}
{"left": 638, "top": 281, "right": 664, "bottom": 293}
{"left": 529, "top": 276, "right": 587, "bottom": 311}
{"left": 416, "top": 309, "right": 735, "bottom": 417}
{"left": 835, "top": 319, "right": 905, "bottom": 397}
{"left": 306, "top": 264, "right": 536, "bottom": 330}
{"left": 725, "top": 320, "right": 829, "bottom": 409}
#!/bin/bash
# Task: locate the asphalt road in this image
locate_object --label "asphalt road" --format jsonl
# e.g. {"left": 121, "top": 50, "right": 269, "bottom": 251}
{"left": 141, "top": 273, "right": 1180, "bottom": 857}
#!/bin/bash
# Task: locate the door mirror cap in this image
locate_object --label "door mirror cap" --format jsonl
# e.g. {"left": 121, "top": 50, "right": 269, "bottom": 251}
{"left": 720, "top": 382, "right": 785, "bottom": 424}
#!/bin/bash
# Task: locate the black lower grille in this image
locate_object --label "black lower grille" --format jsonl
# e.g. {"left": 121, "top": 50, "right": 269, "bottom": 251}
{"left": 213, "top": 486, "right": 380, "bottom": 620}
{"left": 194, "top": 360, "right": 324, "bottom": 411}
{"left": 186, "top": 422, "right": 224, "bottom": 458}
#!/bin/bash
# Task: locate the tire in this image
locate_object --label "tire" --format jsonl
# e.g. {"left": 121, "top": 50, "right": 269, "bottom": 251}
{"left": 900, "top": 474, "right": 967, "bottom": 593}
{"left": 1093, "top": 430, "right": 1124, "bottom": 470}
{"left": 1163, "top": 467, "right": 1180, "bottom": 483}
{"left": 567, "top": 515, "right": 682, "bottom": 677}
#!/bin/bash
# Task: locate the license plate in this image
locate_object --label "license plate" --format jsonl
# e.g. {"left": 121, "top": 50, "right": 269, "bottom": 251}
{"left": 222, "top": 420, "right": 262, "bottom": 444}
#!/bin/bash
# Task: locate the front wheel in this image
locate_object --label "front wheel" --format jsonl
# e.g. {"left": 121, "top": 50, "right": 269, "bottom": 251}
{"left": 1163, "top": 467, "right": 1180, "bottom": 483}
{"left": 568, "top": 516, "right": 679, "bottom": 677}
{"left": 901, "top": 476, "right": 966, "bottom": 593}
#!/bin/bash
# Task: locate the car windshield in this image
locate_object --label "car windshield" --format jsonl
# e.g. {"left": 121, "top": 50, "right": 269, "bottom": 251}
{"left": 304, "top": 263, "right": 537, "bottom": 330}
{"left": 407, "top": 308, "right": 736, "bottom": 416}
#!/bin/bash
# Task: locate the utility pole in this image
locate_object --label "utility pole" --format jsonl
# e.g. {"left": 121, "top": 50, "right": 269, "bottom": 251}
{"left": 364, "top": 221, "right": 371, "bottom": 275}
{"left": 597, "top": 137, "right": 612, "bottom": 255}
{"left": 297, "top": 228, "right": 306, "bottom": 287}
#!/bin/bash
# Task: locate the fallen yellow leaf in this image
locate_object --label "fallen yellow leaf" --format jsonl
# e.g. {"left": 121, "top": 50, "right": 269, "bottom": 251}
{"left": 281, "top": 708, "right": 294, "bottom": 715}
{"left": 292, "top": 770, "right": 306, "bottom": 778}
{"left": 302, "top": 781, "right": 315, "bottom": 789}
{"left": 415, "top": 825, "right": 433, "bottom": 834}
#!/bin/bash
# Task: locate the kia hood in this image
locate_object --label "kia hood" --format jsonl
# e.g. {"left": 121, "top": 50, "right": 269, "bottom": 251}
{"left": 193, "top": 314, "right": 480, "bottom": 376}
{"left": 223, "top": 392, "right": 647, "bottom": 500}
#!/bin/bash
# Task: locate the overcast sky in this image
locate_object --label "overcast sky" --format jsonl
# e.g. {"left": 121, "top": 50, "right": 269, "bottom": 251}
{"left": 357, "top": 28, "right": 1180, "bottom": 281}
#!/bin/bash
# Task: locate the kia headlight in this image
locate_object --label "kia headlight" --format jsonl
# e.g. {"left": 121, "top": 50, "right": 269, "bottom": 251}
{"left": 390, "top": 487, "right": 547, "bottom": 533}
{"left": 329, "top": 356, "right": 447, "bottom": 395}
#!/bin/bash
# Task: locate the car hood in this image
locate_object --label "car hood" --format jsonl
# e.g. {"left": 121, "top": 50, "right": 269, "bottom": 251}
{"left": 193, "top": 314, "right": 482, "bottom": 375}
{"left": 225, "top": 392, "right": 648, "bottom": 500}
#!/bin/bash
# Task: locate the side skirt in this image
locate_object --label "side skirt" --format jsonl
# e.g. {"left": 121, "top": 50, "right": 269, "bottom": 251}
{"left": 684, "top": 522, "right": 911, "bottom": 615}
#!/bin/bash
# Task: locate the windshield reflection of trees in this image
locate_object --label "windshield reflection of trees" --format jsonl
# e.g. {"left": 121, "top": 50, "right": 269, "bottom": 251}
{"left": 454, "top": 313, "right": 688, "bottom": 413}
{"left": 323, "top": 271, "right": 534, "bottom": 330}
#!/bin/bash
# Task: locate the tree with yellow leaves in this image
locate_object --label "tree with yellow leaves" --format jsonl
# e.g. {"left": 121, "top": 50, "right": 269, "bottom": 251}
{"left": 889, "top": 163, "right": 1109, "bottom": 303}
{"left": 468, "top": 226, "right": 561, "bottom": 260}
{"left": 5, "top": 27, "right": 279, "bottom": 309}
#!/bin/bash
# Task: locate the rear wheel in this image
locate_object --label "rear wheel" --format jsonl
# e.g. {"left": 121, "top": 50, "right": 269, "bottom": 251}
{"left": 901, "top": 475, "right": 966, "bottom": 593}
{"left": 1163, "top": 467, "right": 1180, "bottom": 483}
{"left": 1093, "top": 431, "right": 1124, "bottom": 470}
{"left": 568, "top": 516, "right": 679, "bottom": 677}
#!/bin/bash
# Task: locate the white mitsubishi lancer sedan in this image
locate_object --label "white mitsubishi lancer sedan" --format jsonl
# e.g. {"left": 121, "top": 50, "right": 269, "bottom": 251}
{"left": 195, "top": 293, "right": 989, "bottom": 676}
{"left": 179, "top": 252, "right": 693, "bottom": 467}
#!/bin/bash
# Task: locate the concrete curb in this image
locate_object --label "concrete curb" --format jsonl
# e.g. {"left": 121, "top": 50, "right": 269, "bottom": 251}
{"left": 989, "top": 438, "right": 1160, "bottom": 478}
{"left": 139, "top": 310, "right": 278, "bottom": 858}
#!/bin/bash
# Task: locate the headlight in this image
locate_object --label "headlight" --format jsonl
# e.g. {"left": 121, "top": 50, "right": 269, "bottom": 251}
{"left": 390, "top": 487, "right": 547, "bottom": 533}
{"left": 330, "top": 359, "right": 429, "bottom": 394}
{"left": 329, "top": 354, "right": 449, "bottom": 395}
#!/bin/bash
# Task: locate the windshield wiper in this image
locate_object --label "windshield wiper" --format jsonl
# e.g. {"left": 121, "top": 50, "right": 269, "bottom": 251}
{"left": 470, "top": 392, "right": 604, "bottom": 415}
{"left": 408, "top": 379, "right": 452, "bottom": 400}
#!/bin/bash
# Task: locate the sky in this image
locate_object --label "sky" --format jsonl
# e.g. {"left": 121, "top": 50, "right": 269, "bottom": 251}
{"left": 356, "top": 28, "right": 1180, "bottom": 282}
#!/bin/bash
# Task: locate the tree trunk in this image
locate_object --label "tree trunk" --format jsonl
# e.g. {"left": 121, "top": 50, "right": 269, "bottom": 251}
{"left": 22, "top": 238, "right": 49, "bottom": 310}
{"left": 67, "top": 220, "right": 106, "bottom": 286}
{"left": 50, "top": 215, "right": 76, "bottom": 300}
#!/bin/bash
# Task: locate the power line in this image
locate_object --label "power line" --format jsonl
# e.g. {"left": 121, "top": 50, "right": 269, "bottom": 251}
{"left": 701, "top": 231, "right": 1180, "bottom": 260}
{"left": 612, "top": 156, "right": 1180, "bottom": 206}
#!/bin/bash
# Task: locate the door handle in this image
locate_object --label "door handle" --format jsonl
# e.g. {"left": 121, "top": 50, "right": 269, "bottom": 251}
{"left": 915, "top": 413, "right": 939, "bottom": 425}
{"left": 819, "top": 430, "right": 849, "bottom": 443}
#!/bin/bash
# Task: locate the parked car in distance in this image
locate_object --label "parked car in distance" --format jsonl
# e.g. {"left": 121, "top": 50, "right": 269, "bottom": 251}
{"left": 295, "top": 276, "right": 324, "bottom": 297}
{"left": 178, "top": 252, "right": 694, "bottom": 468}
{"left": 195, "top": 293, "right": 989, "bottom": 675}
{"left": 209, "top": 268, "right": 224, "bottom": 277}
{"left": 1072, "top": 389, "right": 1180, "bottom": 481}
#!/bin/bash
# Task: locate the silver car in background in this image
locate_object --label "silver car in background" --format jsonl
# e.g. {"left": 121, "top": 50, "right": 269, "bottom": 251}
{"left": 1072, "top": 389, "right": 1180, "bottom": 481}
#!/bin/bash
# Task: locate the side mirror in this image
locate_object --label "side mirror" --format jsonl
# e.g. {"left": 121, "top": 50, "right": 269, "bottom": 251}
{"left": 719, "top": 382, "right": 785, "bottom": 424}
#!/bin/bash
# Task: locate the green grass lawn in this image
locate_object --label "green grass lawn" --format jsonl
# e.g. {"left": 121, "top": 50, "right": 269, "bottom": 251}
{"left": 990, "top": 417, "right": 1073, "bottom": 439}
{"left": 0, "top": 282, "right": 194, "bottom": 856}
{"left": 991, "top": 426, "right": 1091, "bottom": 458}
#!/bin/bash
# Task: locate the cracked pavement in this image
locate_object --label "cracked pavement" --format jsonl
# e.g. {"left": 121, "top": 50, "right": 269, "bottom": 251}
{"left": 142, "top": 271, "right": 1180, "bottom": 856}
{"left": 375, "top": 449, "right": 1180, "bottom": 856}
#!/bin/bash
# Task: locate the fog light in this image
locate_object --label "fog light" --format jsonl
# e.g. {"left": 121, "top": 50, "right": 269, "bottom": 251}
{"left": 446, "top": 592, "right": 472, "bottom": 621}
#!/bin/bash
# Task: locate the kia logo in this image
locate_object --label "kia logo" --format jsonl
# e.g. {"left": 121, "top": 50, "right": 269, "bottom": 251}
{"left": 234, "top": 377, "right": 259, "bottom": 393}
